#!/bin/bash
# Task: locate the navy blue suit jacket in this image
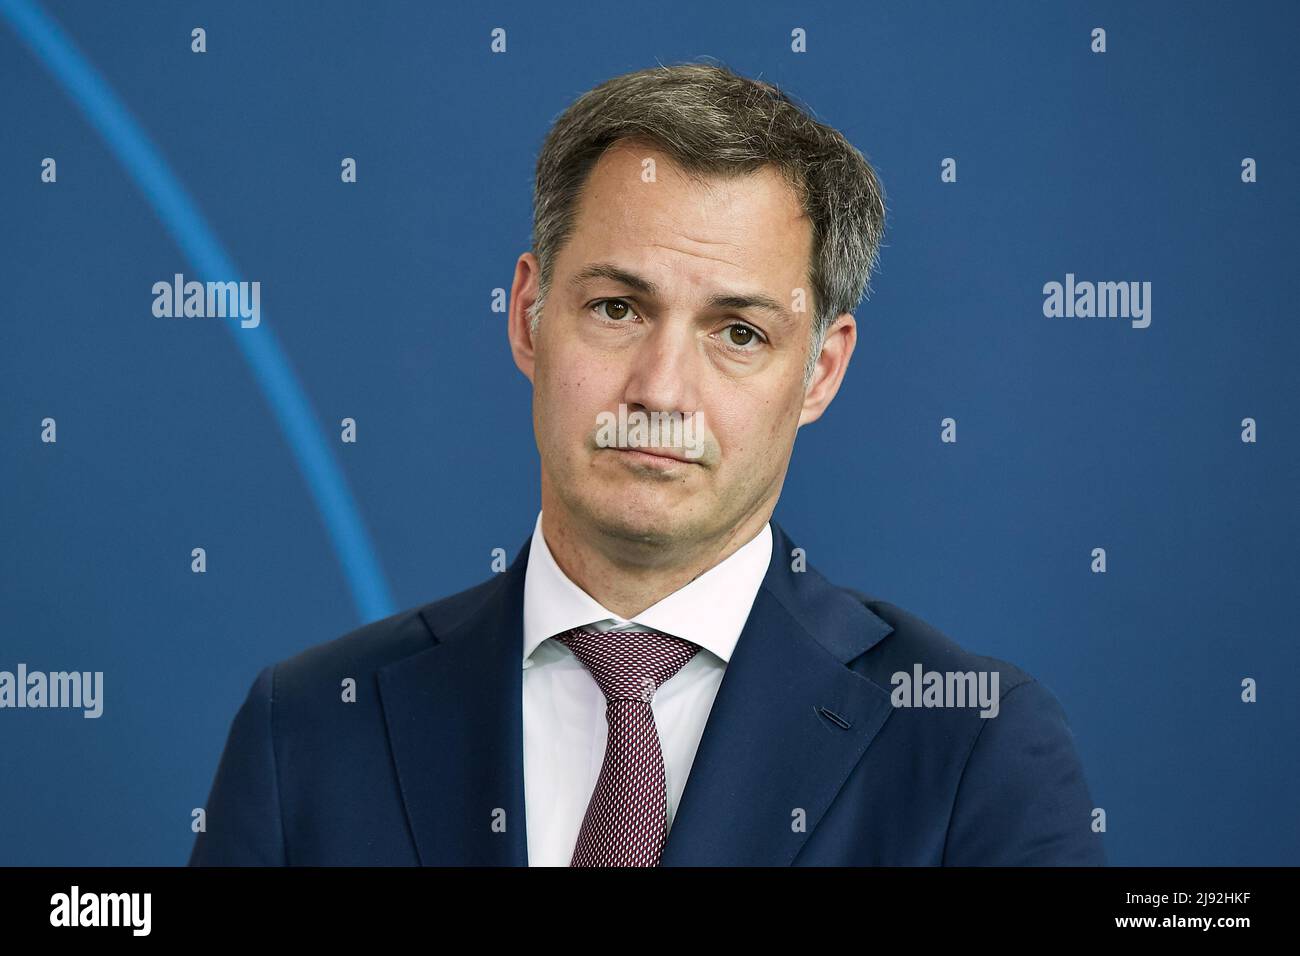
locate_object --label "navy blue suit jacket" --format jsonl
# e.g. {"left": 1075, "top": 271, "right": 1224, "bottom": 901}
{"left": 189, "top": 522, "right": 1105, "bottom": 865}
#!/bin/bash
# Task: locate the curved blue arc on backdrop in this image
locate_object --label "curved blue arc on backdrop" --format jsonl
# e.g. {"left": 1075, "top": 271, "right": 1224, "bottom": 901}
{"left": 2, "top": 0, "right": 395, "bottom": 623}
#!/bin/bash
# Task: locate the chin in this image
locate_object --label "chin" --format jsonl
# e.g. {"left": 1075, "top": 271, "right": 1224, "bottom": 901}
{"left": 580, "top": 494, "right": 689, "bottom": 547}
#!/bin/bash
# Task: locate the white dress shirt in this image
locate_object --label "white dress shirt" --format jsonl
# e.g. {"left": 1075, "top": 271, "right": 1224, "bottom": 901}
{"left": 521, "top": 510, "right": 773, "bottom": 866}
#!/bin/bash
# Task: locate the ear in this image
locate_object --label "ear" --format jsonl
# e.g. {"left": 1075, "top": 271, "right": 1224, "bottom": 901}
{"left": 798, "top": 313, "right": 857, "bottom": 427}
{"left": 507, "top": 252, "right": 541, "bottom": 383}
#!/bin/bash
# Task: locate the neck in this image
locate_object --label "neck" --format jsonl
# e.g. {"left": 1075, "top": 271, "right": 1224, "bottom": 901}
{"left": 539, "top": 497, "right": 773, "bottom": 620}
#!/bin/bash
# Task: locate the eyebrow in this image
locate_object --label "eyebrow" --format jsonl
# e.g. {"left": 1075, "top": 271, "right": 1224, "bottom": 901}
{"left": 569, "top": 261, "right": 795, "bottom": 324}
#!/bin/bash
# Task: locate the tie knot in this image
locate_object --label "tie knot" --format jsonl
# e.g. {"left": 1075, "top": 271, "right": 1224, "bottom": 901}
{"left": 555, "top": 626, "right": 701, "bottom": 703}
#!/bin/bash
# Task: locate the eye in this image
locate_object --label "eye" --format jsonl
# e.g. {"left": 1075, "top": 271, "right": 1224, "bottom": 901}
{"left": 591, "top": 298, "right": 638, "bottom": 322}
{"left": 719, "top": 322, "right": 766, "bottom": 351}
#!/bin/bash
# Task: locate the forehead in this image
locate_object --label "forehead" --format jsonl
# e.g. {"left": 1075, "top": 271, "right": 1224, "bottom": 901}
{"left": 561, "top": 140, "right": 812, "bottom": 295}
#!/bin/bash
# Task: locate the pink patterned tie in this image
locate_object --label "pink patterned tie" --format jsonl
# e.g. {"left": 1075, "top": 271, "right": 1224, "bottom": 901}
{"left": 555, "top": 625, "right": 702, "bottom": 867}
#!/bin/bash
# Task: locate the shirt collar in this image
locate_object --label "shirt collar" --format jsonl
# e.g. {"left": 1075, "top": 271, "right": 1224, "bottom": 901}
{"left": 522, "top": 510, "right": 772, "bottom": 668}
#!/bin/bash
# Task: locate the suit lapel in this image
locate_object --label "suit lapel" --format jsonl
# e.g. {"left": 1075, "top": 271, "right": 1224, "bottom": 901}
{"left": 377, "top": 539, "right": 532, "bottom": 866}
{"left": 658, "top": 522, "right": 896, "bottom": 866}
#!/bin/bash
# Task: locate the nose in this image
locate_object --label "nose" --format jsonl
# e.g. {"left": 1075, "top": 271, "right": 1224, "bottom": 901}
{"left": 620, "top": 319, "right": 699, "bottom": 419}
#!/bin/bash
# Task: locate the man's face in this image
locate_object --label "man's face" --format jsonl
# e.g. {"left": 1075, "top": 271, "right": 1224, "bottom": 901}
{"left": 510, "top": 139, "right": 852, "bottom": 557}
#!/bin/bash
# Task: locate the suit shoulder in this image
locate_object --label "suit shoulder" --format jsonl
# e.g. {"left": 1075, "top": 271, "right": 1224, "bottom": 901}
{"left": 270, "top": 572, "right": 503, "bottom": 690}
{"left": 838, "top": 586, "right": 1036, "bottom": 696}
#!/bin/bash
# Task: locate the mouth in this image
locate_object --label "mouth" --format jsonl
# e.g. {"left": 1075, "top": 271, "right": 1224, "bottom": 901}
{"left": 607, "top": 447, "right": 698, "bottom": 468}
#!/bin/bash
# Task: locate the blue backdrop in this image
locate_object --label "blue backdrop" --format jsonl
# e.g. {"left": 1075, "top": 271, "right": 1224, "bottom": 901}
{"left": 1, "top": 0, "right": 1296, "bottom": 865}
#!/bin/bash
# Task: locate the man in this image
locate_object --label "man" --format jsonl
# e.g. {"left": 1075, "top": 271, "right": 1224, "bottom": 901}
{"left": 190, "top": 62, "right": 1104, "bottom": 866}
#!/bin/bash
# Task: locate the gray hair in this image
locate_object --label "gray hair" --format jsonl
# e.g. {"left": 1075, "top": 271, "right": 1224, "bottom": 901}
{"left": 526, "top": 60, "right": 887, "bottom": 386}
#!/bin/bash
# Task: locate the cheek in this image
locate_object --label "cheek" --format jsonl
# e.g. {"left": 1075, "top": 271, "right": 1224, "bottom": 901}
{"left": 709, "top": 388, "right": 800, "bottom": 463}
{"left": 538, "top": 347, "right": 616, "bottom": 441}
